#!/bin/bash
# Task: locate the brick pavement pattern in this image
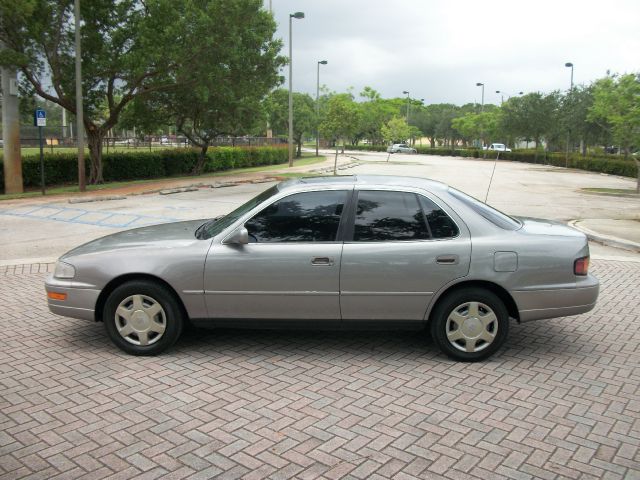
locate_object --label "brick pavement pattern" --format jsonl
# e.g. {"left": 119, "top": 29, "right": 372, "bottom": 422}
{"left": 1, "top": 260, "right": 639, "bottom": 479}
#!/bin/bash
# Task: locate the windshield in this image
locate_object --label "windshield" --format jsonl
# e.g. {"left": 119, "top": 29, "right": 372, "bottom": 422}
{"left": 197, "top": 185, "right": 279, "bottom": 240}
{"left": 448, "top": 187, "right": 522, "bottom": 230}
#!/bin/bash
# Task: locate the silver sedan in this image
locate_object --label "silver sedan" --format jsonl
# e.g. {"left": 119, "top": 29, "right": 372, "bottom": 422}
{"left": 46, "top": 175, "right": 599, "bottom": 361}
{"left": 386, "top": 144, "right": 417, "bottom": 154}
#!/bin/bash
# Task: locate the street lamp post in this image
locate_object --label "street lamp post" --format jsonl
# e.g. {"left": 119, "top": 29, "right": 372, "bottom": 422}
{"left": 476, "top": 82, "right": 485, "bottom": 112}
{"left": 476, "top": 83, "right": 485, "bottom": 149}
{"left": 288, "top": 11, "right": 304, "bottom": 167}
{"left": 565, "top": 62, "right": 574, "bottom": 89}
{"left": 565, "top": 62, "right": 574, "bottom": 165}
{"left": 402, "top": 90, "right": 410, "bottom": 123}
{"left": 495, "top": 90, "right": 523, "bottom": 105}
{"left": 316, "top": 60, "right": 327, "bottom": 157}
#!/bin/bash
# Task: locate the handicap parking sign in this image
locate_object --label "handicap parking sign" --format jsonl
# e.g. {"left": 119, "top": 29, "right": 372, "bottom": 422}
{"left": 34, "top": 108, "right": 47, "bottom": 127}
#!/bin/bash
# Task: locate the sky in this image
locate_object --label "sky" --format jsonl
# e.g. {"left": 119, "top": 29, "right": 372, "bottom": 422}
{"left": 269, "top": 0, "right": 640, "bottom": 106}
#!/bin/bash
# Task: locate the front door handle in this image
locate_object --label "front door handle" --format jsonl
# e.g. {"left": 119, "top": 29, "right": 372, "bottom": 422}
{"left": 311, "top": 256, "right": 334, "bottom": 266}
{"left": 436, "top": 255, "right": 459, "bottom": 265}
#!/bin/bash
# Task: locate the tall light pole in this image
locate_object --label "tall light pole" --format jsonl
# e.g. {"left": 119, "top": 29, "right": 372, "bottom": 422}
{"left": 565, "top": 62, "right": 574, "bottom": 165}
{"left": 402, "top": 90, "right": 410, "bottom": 123}
{"left": 476, "top": 82, "right": 485, "bottom": 112}
{"left": 316, "top": 60, "right": 327, "bottom": 157}
{"left": 288, "top": 11, "right": 304, "bottom": 167}
{"left": 495, "top": 90, "right": 523, "bottom": 104}
{"left": 74, "top": 0, "right": 86, "bottom": 191}
{"left": 565, "top": 62, "right": 574, "bottom": 89}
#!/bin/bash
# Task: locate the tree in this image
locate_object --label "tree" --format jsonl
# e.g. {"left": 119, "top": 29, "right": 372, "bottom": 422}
{"left": 452, "top": 110, "right": 502, "bottom": 147}
{"left": 589, "top": 74, "right": 640, "bottom": 158}
{"left": 381, "top": 116, "right": 411, "bottom": 145}
{"left": 412, "top": 104, "right": 450, "bottom": 148}
{"left": 0, "top": 0, "right": 282, "bottom": 182}
{"left": 319, "top": 93, "right": 360, "bottom": 172}
{"left": 589, "top": 73, "right": 640, "bottom": 192}
{"left": 501, "top": 92, "right": 560, "bottom": 157}
{"left": 356, "top": 87, "right": 398, "bottom": 145}
{"left": 267, "top": 89, "right": 315, "bottom": 158}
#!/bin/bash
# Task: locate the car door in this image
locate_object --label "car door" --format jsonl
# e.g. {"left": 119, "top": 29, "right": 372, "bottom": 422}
{"left": 203, "top": 189, "right": 349, "bottom": 321}
{"left": 340, "top": 189, "right": 471, "bottom": 321}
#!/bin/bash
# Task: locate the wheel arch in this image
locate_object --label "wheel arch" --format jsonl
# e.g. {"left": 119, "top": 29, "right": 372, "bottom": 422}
{"left": 95, "top": 273, "right": 189, "bottom": 324}
{"left": 427, "top": 280, "right": 520, "bottom": 324}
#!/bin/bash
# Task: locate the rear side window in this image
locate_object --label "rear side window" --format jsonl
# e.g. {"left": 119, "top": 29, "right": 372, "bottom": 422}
{"left": 352, "top": 190, "right": 459, "bottom": 242}
{"left": 245, "top": 190, "right": 346, "bottom": 242}
{"left": 419, "top": 195, "right": 459, "bottom": 239}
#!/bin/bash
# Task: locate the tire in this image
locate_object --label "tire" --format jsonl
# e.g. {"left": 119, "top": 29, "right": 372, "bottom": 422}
{"left": 103, "top": 280, "right": 184, "bottom": 355}
{"left": 430, "top": 288, "right": 509, "bottom": 362}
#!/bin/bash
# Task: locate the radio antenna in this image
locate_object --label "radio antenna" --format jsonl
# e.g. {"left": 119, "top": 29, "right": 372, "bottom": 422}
{"left": 484, "top": 151, "right": 500, "bottom": 203}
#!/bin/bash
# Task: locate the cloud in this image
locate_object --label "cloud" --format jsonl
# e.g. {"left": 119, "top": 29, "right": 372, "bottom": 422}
{"left": 270, "top": 0, "right": 640, "bottom": 104}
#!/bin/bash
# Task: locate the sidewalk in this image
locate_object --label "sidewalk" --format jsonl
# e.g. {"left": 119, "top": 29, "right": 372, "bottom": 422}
{"left": 571, "top": 218, "right": 640, "bottom": 252}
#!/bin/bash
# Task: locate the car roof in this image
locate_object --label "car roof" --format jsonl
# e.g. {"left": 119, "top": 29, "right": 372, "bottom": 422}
{"left": 279, "top": 175, "right": 449, "bottom": 193}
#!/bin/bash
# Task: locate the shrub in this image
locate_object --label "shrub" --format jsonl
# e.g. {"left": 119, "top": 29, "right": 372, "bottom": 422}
{"left": 0, "top": 146, "right": 288, "bottom": 194}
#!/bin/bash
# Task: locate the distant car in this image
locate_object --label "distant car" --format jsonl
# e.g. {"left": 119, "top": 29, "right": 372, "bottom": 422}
{"left": 484, "top": 143, "right": 512, "bottom": 152}
{"left": 46, "top": 175, "right": 599, "bottom": 362}
{"left": 387, "top": 143, "right": 417, "bottom": 154}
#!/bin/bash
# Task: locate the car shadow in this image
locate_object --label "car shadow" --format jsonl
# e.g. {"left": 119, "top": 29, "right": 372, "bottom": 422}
{"left": 57, "top": 315, "right": 597, "bottom": 366}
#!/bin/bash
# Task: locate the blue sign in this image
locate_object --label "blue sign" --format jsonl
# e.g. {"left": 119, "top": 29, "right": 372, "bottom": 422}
{"left": 34, "top": 108, "right": 47, "bottom": 127}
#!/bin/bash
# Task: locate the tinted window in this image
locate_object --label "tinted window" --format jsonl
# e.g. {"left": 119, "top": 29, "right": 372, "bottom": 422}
{"left": 198, "top": 185, "right": 279, "bottom": 239}
{"left": 353, "top": 191, "right": 429, "bottom": 241}
{"left": 418, "top": 195, "right": 459, "bottom": 238}
{"left": 245, "top": 191, "right": 346, "bottom": 242}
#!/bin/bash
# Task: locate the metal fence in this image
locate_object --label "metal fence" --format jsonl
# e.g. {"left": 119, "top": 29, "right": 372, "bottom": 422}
{"left": 7, "top": 127, "right": 286, "bottom": 151}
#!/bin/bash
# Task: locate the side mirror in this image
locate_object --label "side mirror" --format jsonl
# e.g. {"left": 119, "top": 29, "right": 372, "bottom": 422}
{"left": 224, "top": 227, "right": 249, "bottom": 245}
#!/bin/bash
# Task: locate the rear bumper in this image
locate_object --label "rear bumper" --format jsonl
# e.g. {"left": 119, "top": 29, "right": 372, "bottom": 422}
{"left": 45, "top": 275, "right": 100, "bottom": 321}
{"left": 512, "top": 275, "right": 600, "bottom": 322}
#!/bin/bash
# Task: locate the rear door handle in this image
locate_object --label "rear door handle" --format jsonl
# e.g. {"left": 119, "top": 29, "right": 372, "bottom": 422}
{"left": 311, "top": 256, "right": 334, "bottom": 266}
{"left": 436, "top": 255, "right": 459, "bottom": 265}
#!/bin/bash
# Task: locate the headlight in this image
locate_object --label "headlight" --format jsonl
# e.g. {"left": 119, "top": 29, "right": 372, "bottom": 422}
{"left": 54, "top": 261, "right": 76, "bottom": 279}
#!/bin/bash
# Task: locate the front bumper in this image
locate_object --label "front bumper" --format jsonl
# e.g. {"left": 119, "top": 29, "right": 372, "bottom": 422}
{"left": 512, "top": 274, "right": 600, "bottom": 322}
{"left": 45, "top": 275, "right": 101, "bottom": 321}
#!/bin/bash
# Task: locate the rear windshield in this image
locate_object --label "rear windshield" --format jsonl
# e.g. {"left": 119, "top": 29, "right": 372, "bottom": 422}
{"left": 448, "top": 188, "right": 521, "bottom": 230}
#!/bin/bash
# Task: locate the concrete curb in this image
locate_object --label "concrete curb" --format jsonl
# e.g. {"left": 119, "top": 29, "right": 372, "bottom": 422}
{"left": 569, "top": 220, "right": 640, "bottom": 253}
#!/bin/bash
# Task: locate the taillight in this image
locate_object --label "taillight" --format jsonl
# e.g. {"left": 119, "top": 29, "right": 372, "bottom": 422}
{"left": 574, "top": 256, "right": 589, "bottom": 276}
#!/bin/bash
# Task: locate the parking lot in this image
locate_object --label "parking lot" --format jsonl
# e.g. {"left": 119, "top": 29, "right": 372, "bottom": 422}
{"left": 1, "top": 153, "right": 639, "bottom": 479}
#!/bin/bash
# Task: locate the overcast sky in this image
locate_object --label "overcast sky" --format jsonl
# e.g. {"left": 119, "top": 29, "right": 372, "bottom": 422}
{"left": 269, "top": 0, "right": 640, "bottom": 106}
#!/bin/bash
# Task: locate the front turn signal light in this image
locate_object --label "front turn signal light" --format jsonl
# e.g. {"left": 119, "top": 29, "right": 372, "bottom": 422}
{"left": 47, "top": 292, "right": 67, "bottom": 301}
{"left": 574, "top": 256, "right": 590, "bottom": 276}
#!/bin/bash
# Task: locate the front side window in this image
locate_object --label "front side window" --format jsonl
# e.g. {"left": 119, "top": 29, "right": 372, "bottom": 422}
{"left": 245, "top": 190, "right": 347, "bottom": 242}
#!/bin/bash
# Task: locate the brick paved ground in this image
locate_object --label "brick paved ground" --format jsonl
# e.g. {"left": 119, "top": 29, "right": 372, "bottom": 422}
{"left": 1, "top": 260, "right": 639, "bottom": 480}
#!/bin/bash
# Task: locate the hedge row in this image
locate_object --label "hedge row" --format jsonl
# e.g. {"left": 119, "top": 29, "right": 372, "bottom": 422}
{"left": 346, "top": 144, "right": 637, "bottom": 178}
{"left": 0, "top": 146, "right": 288, "bottom": 193}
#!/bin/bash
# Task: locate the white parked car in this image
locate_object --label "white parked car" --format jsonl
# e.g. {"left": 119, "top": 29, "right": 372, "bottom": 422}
{"left": 483, "top": 143, "right": 512, "bottom": 152}
{"left": 387, "top": 144, "right": 417, "bottom": 154}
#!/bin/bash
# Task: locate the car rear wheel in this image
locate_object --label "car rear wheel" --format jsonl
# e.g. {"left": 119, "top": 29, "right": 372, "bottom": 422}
{"left": 103, "top": 280, "right": 184, "bottom": 355}
{"left": 430, "top": 288, "right": 509, "bottom": 361}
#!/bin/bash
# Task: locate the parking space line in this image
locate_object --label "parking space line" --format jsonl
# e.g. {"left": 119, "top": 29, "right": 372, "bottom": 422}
{"left": 0, "top": 204, "right": 179, "bottom": 228}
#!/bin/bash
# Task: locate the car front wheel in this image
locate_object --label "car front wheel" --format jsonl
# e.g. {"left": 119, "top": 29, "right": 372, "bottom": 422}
{"left": 103, "top": 280, "right": 184, "bottom": 355}
{"left": 430, "top": 288, "right": 509, "bottom": 361}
